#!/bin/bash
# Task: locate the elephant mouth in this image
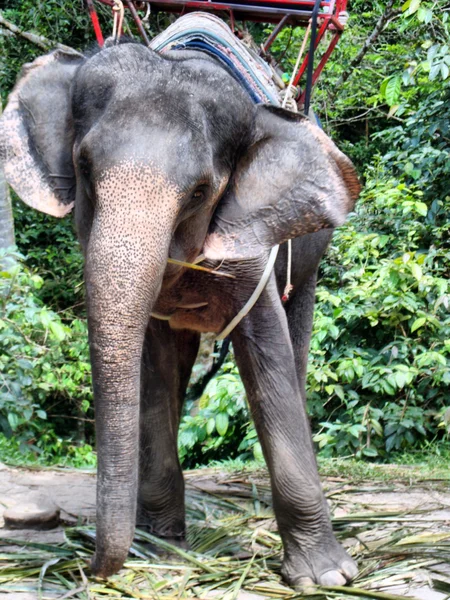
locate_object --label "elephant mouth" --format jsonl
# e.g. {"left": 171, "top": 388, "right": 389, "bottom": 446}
{"left": 161, "top": 250, "right": 204, "bottom": 284}
{"left": 152, "top": 302, "right": 209, "bottom": 322}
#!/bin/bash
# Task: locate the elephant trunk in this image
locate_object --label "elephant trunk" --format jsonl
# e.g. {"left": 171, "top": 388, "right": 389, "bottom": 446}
{"left": 85, "top": 167, "right": 179, "bottom": 577}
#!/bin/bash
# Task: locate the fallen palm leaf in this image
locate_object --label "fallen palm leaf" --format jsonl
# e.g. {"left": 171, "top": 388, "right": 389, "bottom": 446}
{"left": 396, "top": 532, "right": 450, "bottom": 545}
{"left": 2, "top": 466, "right": 450, "bottom": 599}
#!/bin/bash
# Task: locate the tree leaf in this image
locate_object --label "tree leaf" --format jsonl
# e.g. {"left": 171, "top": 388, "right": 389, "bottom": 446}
{"left": 411, "top": 317, "right": 426, "bottom": 332}
{"left": 206, "top": 418, "right": 215, "bottom": 436}
{"left": 215, "top": 413, "right": 229, "bottom": 437}
{"left": 387, "top": 104, "right": 400, "bottom": 118}
{"left": 385, "top": 76, "right": 402, "bottom": 106}
{"left": 40, "top": 309, "right": 52, "bottom": 328}
{"left": 415, "top": 201, "right": 428, "bottom": 216}
{"left": 7, "top": 412, "right": 19, "bottom": 431}
{"left": 49, "top": 321, "right": 66, "bottom": 342}
{"left": 408, "top": 0, "right": 421, "bottom": 14}
{"left": 411, "top": 263, "right": 422, "bottom": 281}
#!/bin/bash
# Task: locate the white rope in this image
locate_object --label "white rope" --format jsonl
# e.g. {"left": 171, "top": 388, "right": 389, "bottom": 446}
{"left": 216, "top": 245, "right": 280, "bottom": 341}
{"left": 279, "top": 24, "right": 312, "bottom": 302}
{"left": 281, "top": 21, "right": 311, "bottom": 109}
{"left": 143, "top": 3, "right": 151, "bottom": 22}
{"left": 112, "top": 0, "right": 124, "bottom": 43}
{"left": 282, "top": 239, "right": 294, "bottom": 302}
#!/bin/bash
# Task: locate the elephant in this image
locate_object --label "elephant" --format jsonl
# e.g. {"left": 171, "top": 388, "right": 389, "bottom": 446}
{"left": 0, "top": 36, "right": 360, "bottom": 587}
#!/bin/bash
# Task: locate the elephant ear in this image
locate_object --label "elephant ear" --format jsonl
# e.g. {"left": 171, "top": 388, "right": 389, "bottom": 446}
{"left": 203, "top": 106, "right": 361, "bottom": 260}
{"left": 0, "top": 48, "right": 84, "bottom": 218}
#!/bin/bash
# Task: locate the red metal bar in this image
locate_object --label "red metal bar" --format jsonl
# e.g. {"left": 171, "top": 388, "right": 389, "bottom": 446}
{"left": 229, "top": 9, "right": 236, "bottom": 31}
{"left": 124, "top": 0, "right": 151, "bottom": 45}
{"left": 293, "top": 15, "right": 328, "bottom": 86}
{"left": 95, "top": 0, "right": 335, "bottom": 7}
{"left": 262, "top": 14, "right": 291, "bottom": 53}
{"left": 129, "top": 1, "right": 321, "bottom": 22}
{"left": 309, "top": 29, "right": 341, "bottom": 86}
{"left": 93, "top": 0, "right": 336, "bottom": 25}
{"left": 86, "top": 0, "right": 104, "bottom": 45}
{"left": 298, "top": 30, "right": 340, "bottom": 103}
{"left": 330, "top": 15, "right": 344, "bottom": 30}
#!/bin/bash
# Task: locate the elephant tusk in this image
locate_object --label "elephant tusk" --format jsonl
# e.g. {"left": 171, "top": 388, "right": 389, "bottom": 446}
{"left": 176, "top": 302, "right": 209, "bottom": 309}
{"left": 151, "top": 312, "right": 172, "bottom": 321}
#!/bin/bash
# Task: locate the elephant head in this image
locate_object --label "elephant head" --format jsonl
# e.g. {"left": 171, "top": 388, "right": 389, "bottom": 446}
{"left": 0, "top": 42, "right": 360, "bottom": 577}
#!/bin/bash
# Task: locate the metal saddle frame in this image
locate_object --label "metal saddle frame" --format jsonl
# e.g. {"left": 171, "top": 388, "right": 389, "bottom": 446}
{"left": 85, "top": 0, "right": 349, "bottom": 113}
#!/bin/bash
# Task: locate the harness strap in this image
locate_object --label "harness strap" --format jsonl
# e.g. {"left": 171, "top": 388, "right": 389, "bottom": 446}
{"left": 216, "top": 245, "right": 280, "bottom": 341}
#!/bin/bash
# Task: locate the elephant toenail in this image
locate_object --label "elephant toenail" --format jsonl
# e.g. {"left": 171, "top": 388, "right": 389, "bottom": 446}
{"left": 319, "top": 570, "right": 347, "bottom": 586}
{"left": 342, "top": 560, "right": 358, "bottom": 580}
{"left": 293, "top": 576, "right": 315, "bottom": 590}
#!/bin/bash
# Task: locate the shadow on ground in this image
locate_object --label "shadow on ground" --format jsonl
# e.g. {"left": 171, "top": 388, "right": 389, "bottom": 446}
{"left": 1, "top": 462, "right": 450, "bottom": 599}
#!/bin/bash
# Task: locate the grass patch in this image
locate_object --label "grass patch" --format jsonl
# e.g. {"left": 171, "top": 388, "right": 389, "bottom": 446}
{"left": 0, "top": 434, "right": 96, "bottom": 470}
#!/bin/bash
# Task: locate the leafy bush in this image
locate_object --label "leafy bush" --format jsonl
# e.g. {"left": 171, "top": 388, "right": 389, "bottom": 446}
{"left": 13, "top": 198, "right": 85, "bottom": 312}
{"left": 179, "top": 360, "right": 263, "bottom": 468}
{"left": 0, "top": 253, "right": 93, "bottom": 464}
{"left": 309, "top": 175, "right": 449, "bottom": 458}
{"left": 376, "top": 82, "right": 450, "bottom": 206}
{"left": 179, "top": 171, "right": 449, "bottom": 464}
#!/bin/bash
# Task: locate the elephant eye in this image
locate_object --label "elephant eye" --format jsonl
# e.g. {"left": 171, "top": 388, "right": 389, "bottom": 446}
{"left": 183, "top": 184, "right": 209, "bottom": 216}
{"left": 192, "top": 189, "right": 204, "bottom": 201}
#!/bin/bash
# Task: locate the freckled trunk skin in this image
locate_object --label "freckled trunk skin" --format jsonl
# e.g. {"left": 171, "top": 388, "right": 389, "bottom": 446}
{"left": 86, "top": 166, "right": 179, "bottom": 578}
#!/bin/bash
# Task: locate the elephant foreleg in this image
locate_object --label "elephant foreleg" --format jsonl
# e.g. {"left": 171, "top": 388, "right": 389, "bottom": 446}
{"left": 137, "top": 320, "right": 200, "bottom": 539}
{"left": 286, "top": 271, "right": 318, "bottom": 401}
{"left": 231, "top": 275, "right": 357, "bottom": 588}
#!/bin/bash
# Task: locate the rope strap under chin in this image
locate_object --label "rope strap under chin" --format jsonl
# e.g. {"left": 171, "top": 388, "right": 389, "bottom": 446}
{"left": 215, "top": 245, "right": 280, "bottom": 341}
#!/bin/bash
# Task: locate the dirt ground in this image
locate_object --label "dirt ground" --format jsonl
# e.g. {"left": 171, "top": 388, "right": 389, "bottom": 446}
{"left": 1, "top": 462, "right": 450, "bottom": 599}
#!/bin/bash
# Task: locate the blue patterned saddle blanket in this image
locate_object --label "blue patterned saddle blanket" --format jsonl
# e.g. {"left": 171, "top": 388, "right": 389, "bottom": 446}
{"left": 150, "top": 12, "right": 280, "bottom": 106}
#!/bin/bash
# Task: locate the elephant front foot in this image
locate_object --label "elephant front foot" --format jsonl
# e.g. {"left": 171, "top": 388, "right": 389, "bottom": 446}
{"left": 281, "top": 533, "right": 358, "bottom": 589}
{"left": 136, "top": 512, "right": 188, "bottom": 556}
{"left": 137, "top": 469, "right": 186, "bottom": 543}
{"left": 136, "top": 505, "right": 186, "bottom": 543}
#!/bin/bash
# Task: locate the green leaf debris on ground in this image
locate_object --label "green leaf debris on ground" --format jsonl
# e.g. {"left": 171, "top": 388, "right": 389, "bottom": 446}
{"left": 1, "top": 462, "right": 450, "bottom": 599}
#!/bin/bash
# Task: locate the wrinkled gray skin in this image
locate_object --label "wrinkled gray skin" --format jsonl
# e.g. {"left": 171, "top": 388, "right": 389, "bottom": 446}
{"left": 0, "top": 40, "right": 361, "bottom": 586}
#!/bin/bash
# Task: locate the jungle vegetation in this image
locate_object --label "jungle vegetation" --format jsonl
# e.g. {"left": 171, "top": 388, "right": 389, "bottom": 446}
{"left": 0, "top": 0, "right": 448, "bottom": 467}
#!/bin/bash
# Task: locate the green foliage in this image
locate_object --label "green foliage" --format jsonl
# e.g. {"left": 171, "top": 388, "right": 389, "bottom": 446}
{"left": 0, "top": 253, "right": 93, "bottom": 463}
{"left": 376, "top": 82, "right": 450, "bottom": 204}
{"left": 179, "top": 361, "right": 263, "bottom": 468}
{"left": 0, "top": 432, "right": 96, "bottom": 468}
{"left": 0, "top": 0, "right": 170, "bottom": 104}
{"left": 309, "top": 173, "right": 449, "bottom": 458}
{"left": 261, "top": 0, "right": 449, "bottom": 170}
{"left": 1, "top": 1, "right": 90, "bottom": 103}
{"left": 13, "top": 198, "right": 85, "bottom": 312}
